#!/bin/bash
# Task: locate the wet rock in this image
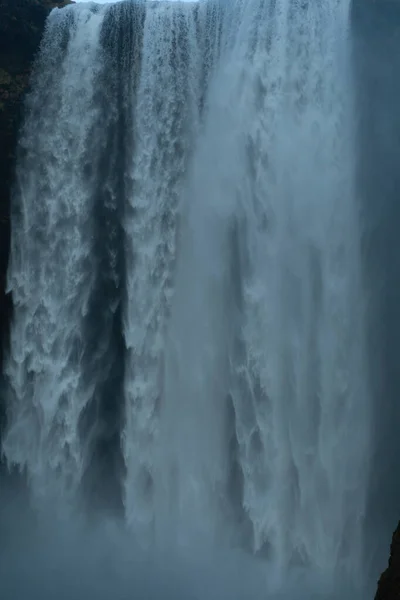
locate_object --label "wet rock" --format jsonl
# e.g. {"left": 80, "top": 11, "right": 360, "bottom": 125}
{"left": 375, "top": 523, "right": 400, "bottom": 600}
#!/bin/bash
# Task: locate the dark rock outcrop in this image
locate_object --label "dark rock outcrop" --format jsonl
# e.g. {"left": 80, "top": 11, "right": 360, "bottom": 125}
{"left": 375, "top": 523, "right": 400, "bottom": 600}
{"left": 0, "top": 0, "right": 71, "bottom": 367}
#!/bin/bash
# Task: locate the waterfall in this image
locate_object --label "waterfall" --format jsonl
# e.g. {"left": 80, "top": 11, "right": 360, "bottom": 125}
{"left": 1, "top": 0, "right": 370, "bottom": 596}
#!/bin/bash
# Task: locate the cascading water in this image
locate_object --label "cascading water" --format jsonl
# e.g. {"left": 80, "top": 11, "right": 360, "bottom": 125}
{"left": 1, "top": 0, "right": 371, "bottom": 596}
{"left": 2, "top": 6, "right": 107, "bottom": 502}
{"left": 122, "top": 2, "right": 205, "bottom": 538}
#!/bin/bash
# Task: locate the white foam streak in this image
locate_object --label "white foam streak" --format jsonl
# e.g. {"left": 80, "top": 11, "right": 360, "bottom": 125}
{"left": 122, "top": 3, "right": 202, "bottom": 540}
{"left": 3, "top": 6, "right": 106, "bottom": 503}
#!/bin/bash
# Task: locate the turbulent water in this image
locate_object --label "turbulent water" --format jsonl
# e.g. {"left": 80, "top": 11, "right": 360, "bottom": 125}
{"left": 1, "top": 0, "right": 373, "bottom": 597}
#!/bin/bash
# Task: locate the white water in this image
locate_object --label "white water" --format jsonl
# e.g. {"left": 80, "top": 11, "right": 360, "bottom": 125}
{"left": 2, "top": 6, "right": 106, "bottom": 501}
{"left": 2, "top": 0, "right": 370, "bottom": 596}
{"left": 122, "top": 2, "right": 203, "bottom": 538}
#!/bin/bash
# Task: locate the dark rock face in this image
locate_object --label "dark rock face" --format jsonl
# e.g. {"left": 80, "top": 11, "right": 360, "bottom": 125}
{"left": 375, "top": 523, "right": 400, "bottom": 600}
{"left": 0, "top": 0, "right": 71, "bottom": 368}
